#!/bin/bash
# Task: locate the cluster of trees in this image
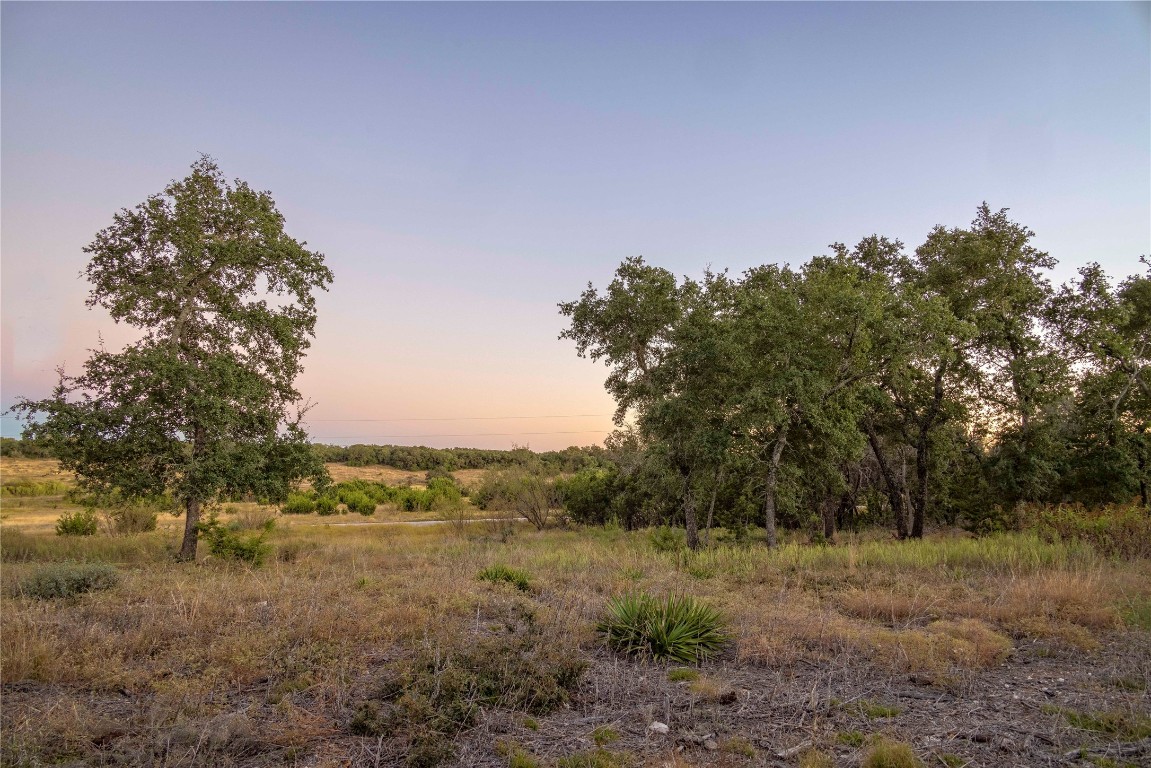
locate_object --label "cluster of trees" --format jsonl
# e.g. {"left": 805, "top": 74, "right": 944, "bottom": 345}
{"left": 311, "top": 443, "right": 607, "bottom": 473}
{"left": 559, "top": 205, "right": 1150, "bottom": 548}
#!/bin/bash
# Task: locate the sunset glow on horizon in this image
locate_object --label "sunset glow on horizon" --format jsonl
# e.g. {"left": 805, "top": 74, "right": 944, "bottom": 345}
{"left": 3, "top": 2, "right": 1148, "bottom": 452}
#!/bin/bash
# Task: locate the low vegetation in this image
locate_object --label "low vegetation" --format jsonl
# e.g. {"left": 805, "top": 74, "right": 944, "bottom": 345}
{"left": 2, "top": 459, "right": 1149, "bottom": 767}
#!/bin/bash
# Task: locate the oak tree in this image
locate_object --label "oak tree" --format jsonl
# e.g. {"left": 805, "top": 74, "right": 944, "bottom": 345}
{"left": 14, "top": 157, "right": 333, "bottom": 559}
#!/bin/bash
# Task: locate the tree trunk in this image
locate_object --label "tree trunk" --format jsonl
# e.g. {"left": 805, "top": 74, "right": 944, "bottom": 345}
{"left": 178, "top": 497, "right": 201, "bottom": 561}
{"left": 684, "top": 478, "right": 700, "bottom": 551}
{"left": 866, "top": 425, "right": 908, "bottom": 539}
{"left": 763, "top": 428, "right": 788, "bottom": 548}
{"left": 821, "top": 496, "right": 836, "bottom": 541}
{"left": 177, "top": 423, "right": 207, "bottom": 561}
{"left": 704, "top": 467, "right": 722, "bottom": 547}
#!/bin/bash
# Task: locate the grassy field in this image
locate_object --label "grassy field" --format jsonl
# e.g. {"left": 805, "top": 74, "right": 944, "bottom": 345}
{"left": 1, "top": 460, "right": 1149, "bottom": 768}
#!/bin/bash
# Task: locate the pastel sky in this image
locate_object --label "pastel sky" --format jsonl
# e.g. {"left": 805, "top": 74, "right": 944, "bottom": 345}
{"left": 2, "top": 2, "right": 1148, "bottom": 451}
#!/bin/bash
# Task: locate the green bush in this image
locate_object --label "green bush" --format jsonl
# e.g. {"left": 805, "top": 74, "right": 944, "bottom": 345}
{"left": 598, "top": 592, "right": 728, "bottom": 663}
{"left": 648, "top": 525, "right": 686, "bottom": 553}
{"left": 281, "top": 492, "right": 316, "bottom": 514}
{"left": 55, "top": 509, "right": 99, "bottom": 536}
{"left": 197, "top": 514, "right": 270, "bottom": 565}
{"left": 20, "top": 562, "right": 120, "bottom": 599}
{"left": 107, "top": 503, "right": 159, "bottom": 534}
{"left": 344, "top": 490, "right": 377, "bottom": 515}
{"left": 478, "top": 564, "right": 533, "bottom": 592}
{"left": 315, "top": 495, "right": 339, "bottom": 516}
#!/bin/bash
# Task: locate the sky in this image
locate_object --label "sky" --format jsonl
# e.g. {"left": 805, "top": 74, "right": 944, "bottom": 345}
{"left": 2, "top": 2, "right": 1148, "bottom": 451}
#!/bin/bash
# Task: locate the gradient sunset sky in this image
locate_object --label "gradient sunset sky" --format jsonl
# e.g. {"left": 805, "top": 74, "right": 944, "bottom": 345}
{"left": 2, "top": 2, "right": 1148, "bottom": 451}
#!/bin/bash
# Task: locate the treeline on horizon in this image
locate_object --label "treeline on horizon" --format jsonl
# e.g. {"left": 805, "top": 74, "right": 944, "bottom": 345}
{"left": 553, "top": 204, "right": 1149, "bottom": 548}
{"left": 0, "top": 437, "right": 610, "bottom": 474}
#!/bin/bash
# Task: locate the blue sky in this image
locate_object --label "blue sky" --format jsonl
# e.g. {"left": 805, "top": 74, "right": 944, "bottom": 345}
{"left": 2, "top": 2, "right": 1148, "bottom": 449}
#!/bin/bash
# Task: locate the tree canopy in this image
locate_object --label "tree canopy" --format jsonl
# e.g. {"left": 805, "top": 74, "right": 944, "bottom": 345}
{"left": 14, "top": 157, "right": 334, "bottom": 559}
{"left": 560, "top": 206, "right": 1150, "bottom": 547}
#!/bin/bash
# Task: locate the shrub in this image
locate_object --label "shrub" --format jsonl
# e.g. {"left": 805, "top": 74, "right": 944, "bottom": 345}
{"left": 281, "top": 492, "right": 316, "bottom": 515}
{"left": 344, "top": 490, "right": 377, "bottom": 516}
{"left": 106, "top": 503, "right": 159, "bottom": 534}
{"left": 197, "top": 514, "right": 270, "bottom": 565}
{"left": 648, "top": 525, "right": 686, "bottom": 553}
{"left": 478, "top": 564, "right": 533, "bottom": 592}
{"left": 55, "top": 509, "right": 99, "bottom": 536}
{"left": 598, "top": 592, "right": 728, "bottom": 663}
{"left": 315, "top": 495, "right": 339, "bottom": 516}
{"left": 20, "top": 562, "right": 120, "bottom": 599}
{"left": 350, "top": 634, "right": 585, "bottom": 765}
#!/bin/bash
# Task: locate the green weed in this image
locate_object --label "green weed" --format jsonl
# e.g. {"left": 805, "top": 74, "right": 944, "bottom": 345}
{"left": 598, "top": 592, "right": 728, "bottom": 663}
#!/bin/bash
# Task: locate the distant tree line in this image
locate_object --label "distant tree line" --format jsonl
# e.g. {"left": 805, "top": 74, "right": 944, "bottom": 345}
{"left": 558, "top": 205, "right": 1150, "bottom": 548}
{"left": 310, "top": 442, "right": 609, "bottom": 473}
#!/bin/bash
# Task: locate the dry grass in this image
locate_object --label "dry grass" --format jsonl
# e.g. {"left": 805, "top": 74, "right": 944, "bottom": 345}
{"left": 2, "top": 472, "right": 1149, "bottom": 765}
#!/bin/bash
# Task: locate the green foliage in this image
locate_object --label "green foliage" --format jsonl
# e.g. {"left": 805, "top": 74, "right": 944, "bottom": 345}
{"left": 196, "top": 513, "right": 270, "bottom": 565}
{"left": 343, "top": 490, "right": 377, "bottom": 515}
{"left": 478, "top": 564, "right": 533, "bottom": 592}
{"left": 1027, "top": 503, "right": 1151, "bottom": 559}
{"left": 315, "top": 494, "right": 339, "bottom": 515}
{"left": 11, "top": 157, "right": 333, "bottom": 561}
{"left": 3, "top": 480, "right": 70, "bottom": 497}
{"left": 591, "top": 726, "right": 619, "bottom": 747}
{"left": 648, "top": 525, "right": 686, "bottom": 553}
{"left": 475, "top": 468, "right": 560, "bottom": 530}
{"left": 281, "top": 492, "right": 316, "bottom": 515}
{"left": 858, "top": 700, "right": 902, "bottom": 719}
{"left": 861, "top": 738, "right": 924, "bottom": 768}
{"left": 598, "top": 592, "right": 728, "bottom": 663}
{"left": 667, "top": 667, "right": 699, "bottom": 682}
{"left": 556, "top": 750, "right": 631, "bottom": 768}
{"left": 837, "top": 730, "right": 866, "bottom": 747}
{"left": 55, "top": 509, "right": 99, "bottom": 536}
{"left": 20, "top": 562, "right": 120, "bottom": 599}
{"left": 1045, "top": 705, "right": 1151, "bottom": 739}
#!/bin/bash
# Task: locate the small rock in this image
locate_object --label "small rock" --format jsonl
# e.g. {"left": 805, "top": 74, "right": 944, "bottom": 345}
{"left": 703, "top": 739, "right": 718, "bottom": 751}
{"left": 648, "top": 721, "right": 670, "bottom": 735}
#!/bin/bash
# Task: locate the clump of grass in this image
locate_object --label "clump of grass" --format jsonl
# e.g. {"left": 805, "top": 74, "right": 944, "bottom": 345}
{"left": 556, "top": 749, "right": 630, "bottom": 768}
{"left": 55, "top": 509, "right": 98, "bottom": 537}
{"left": 496, "top": 741, "right": 542, "bottom": 768}
{"left": 479, "top": 564, "right": 533, "bottom": 592}
{"left": 19, "top": 562, "right": 120, "bottom": 599}
{"left": 799, "top": 749, "right": 835, "bottom": 768}
{"left": 720, "top": 736, "right": 755, "bottom": 757}
{"left": 858, "top": 700, "right": 901, "bottom": 719}
{"left": 837, "top": 730, "right": 866, "bottom": 747}
{"left": 861, "top": 737, "right": 923, "bottom": 768}
{"left": 598, "top": 592, "right": 728, "bottom": 663}
{"left": 591, "top": 725, "right": 619, "bottom": 746}
{"left": 667, "top": 667, "right": 699, "bottom": 682}
{"left": 1045, "top": 705, "right": 1151, "bottom": 739}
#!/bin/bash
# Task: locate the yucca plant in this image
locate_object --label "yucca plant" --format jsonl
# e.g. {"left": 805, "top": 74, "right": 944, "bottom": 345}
{"left": 597, "top": 592, "right": 728, "bottom": 663}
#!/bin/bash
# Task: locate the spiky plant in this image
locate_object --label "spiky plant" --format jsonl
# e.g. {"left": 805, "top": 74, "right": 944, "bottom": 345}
{"left": 597, "top": 592, "right": 728, "bottom": 663}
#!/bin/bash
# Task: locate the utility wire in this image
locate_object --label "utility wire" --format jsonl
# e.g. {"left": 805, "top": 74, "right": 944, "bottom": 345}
{"left": 310, "top": 430, "right": 611, "bottom": 439}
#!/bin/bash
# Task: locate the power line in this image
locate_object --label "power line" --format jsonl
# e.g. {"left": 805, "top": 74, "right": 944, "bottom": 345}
{"left": 305, "top": 414, "right": 611, "bottom": 422}
{"left": 310, "top": 430, "right": 611, "bottom": 439}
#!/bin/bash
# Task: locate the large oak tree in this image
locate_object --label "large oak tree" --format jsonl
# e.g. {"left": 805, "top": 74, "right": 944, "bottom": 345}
{"left": 14, "top": 157, "right": 333, "bottom": 559}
